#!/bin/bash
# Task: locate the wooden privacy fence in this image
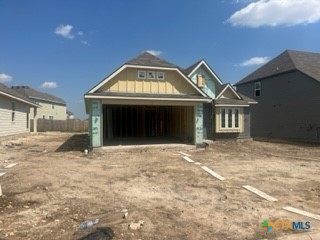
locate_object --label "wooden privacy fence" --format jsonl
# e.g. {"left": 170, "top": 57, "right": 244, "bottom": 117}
{"left": 31, "top": 119, "right": 88, "bottom": 132}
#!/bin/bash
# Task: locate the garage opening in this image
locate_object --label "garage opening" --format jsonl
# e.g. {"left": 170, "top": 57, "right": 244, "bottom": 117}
{"left": 103, "top": 105, "right": 194, "bottom": 145}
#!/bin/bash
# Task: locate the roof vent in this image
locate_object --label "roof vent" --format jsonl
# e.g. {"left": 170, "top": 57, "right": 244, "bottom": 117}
{"left": 197, "top": 74, "right": 205, "bottom": 88}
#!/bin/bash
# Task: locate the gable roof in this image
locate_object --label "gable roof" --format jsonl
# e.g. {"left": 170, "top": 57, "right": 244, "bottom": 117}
{"left": 236, "top": 50, "right": 320, "bottom": 85}
{"left": 12, "top": 86, "right": 66, "bottom": 105}
{"left": 183, "top": 60, "right": 203, "bottom": 76}
{"left": 0, "top": 83, "right": 38, "bottom": 107}
{"left": 86, "top": 52, "right": 208, "bottom": 97}
{"left": 215, "top": 83, "right": 241, "bottom": 100}
{"left": 126, "top": 52, "right": 177, "bottom": 68}
{"left": 183, "top": 59, "right": 223, "bottom": 84}
{"left": 214, "top": 83, "right": 257, "bottom": 106}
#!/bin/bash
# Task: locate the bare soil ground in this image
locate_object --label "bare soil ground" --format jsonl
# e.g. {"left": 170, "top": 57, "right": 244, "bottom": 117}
{"left": 0, "top": 133, "right": 319, "bottom": 240}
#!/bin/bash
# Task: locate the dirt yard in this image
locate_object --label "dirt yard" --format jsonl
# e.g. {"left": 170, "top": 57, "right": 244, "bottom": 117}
{"left": 0, "top": 133, "right": 319, "bottom": 240}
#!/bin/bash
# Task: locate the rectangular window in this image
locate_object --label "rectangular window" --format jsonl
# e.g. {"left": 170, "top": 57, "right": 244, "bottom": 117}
{"left": 254, "top": 82, "right": 261, "bottom": 97}
{"left": 49, "top": 116, "right": 53, "bottom": 120}
{"left": 11, "top": 102, "right": 15, "bottom": 122}
{"left": 235, "top": 109, "right": 239, "bottom": 128}
{"left": 147, "top": 71, "right": 156, "bottom": 79}
{"left": 221, "top": 109, "right": 226, "bottom": 128}
{"left": 157, "top": 72, "right": 165, "bottom": 80}
{"left": 27, "top": 109, "right": 29, "bottom": 129}
{"left": 43, "top": 115, "right": 45, "bottom": 119}
{"left": 228, "top": 109, "right": 233, "bottom": 128}
{"left": 138, "top": 71, "right": 146, "bottom": 79}
{"left": 220, "top": 108, "right": 240, "bottom": 130}
{"left": 52, "top": 104, "right": 54, "bottom": 109}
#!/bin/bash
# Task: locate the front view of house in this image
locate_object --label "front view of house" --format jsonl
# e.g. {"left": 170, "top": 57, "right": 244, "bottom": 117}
{"left": 84, "top": 52, "right": 256, "bottom": 147}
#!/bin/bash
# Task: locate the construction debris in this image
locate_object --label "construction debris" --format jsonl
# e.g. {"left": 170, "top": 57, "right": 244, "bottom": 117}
{"left": 242, "top": 185, "right": 278, "bottom": 202}
{"left": 128, "top": 220, "right": 144, "bottom": 230}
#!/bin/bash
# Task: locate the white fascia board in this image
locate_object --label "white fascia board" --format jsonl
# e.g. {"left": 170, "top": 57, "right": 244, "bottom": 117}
{"left": 175, "top": 68, "right": 208, "bottom": 97}
{"left": 187, "top": 60, "right": 223, "bottom": 85}
{"left": 216, "top": 84, "right": 242, "bottom": 100}
{"left": 88, "top": 65, "right": 127, "bottom": 94}
{"left": 88, "top": 64, "right": 207, "bottom": 98}
{"left": 215, "top": 104, "right": 249, "bottom": 107}
{"left": 0, "top": 91, "right": 39, "bottom": 107}
{"left": 84, "top": 95, "right": 211, "bottom": 103}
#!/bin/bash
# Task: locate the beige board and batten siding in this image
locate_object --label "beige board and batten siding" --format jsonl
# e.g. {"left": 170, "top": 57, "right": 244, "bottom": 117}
{"left": 30, "top": 101, "right": 67, "bottom": 120}
{"left": 101, "top": 68, "right": 199, "bottom": 95}
{"left": 0, "top": 95, "right": 30, "bottom": 137}
{"left": 215, "top": 107, "right": 244, "bottom": 133}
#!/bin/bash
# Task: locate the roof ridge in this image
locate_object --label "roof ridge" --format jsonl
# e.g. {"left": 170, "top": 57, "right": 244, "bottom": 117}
{"left": 125, "top": 51, "right": 177, "bottom": 68}
{"left": 285, "top": 50, "right": 298, "bottom": 69}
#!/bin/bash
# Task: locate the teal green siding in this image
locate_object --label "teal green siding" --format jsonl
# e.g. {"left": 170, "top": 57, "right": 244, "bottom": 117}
{"left": 195, "top": 103, "right": 204, "bottom": 145}
{"left": 190, "top": 66, "right": 217, "bottom": 99}
{"left": 89, "top": 99, "right": 102, "bottom": 147}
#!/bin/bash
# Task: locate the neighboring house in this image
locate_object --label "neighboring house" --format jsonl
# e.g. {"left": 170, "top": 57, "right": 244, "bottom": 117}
{"left": 12, "top": 86, "right": 67, "bottom": 120}
{"left": 0, "top": 83, "right": 38, "bottom": 137}
{"left": 67, "top": 110, "right": 75, "bottom": 119}
{"left": 235, "top": 49, "right": 320, "bottom": 143}
{"left": 84, "top": 52, "right": 256, "bottom": 147}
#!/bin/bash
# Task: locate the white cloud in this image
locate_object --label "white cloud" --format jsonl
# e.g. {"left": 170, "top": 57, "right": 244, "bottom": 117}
{"left": 0, "top": 73, "right": 13, "bottom": 83}
{"left": 146, "top": 50, "right": 163, "bottom": 56}
{"left": 77, "top": 31, "right": 83, "bottom": 36}
{"left": 41, "top": 81, "right": 58, "bottom": 89}
{"left": 54, "top": 24, "right": 75, "bottom": 39}
{"left": 81, "top": 40, "right": 88, "bottom": 45}
{"left": 232, "top": 0, "right": 255, "bottom": 4}
{"left": 240, "top": 56, "right": 270, "bottom": 66}
{"left": 228, "top": 0, "right": 320, "bottom": 27}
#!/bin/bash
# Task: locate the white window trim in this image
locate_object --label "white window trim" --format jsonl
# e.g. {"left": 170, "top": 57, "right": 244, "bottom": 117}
{"left": 220, "top": 108, "right": 240, "bottom": 130}
{"left": 147, "top": 71, "right": 156, "bottom": 80}
{"left": 138, "top": 70, "right": 146, "bottom": 79}
{"left": 157, "top": 72, "right": 165, "bottom": 80}
{"left": 254, "top": 82, "right": 261, "bottom": 97}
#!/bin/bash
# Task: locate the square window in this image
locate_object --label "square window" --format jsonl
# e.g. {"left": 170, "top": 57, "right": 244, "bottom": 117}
{"left": 157, "top": 72, "right": 165, "bottom": 80}
{"left": 147, "top": 71, "right": 156, "bottom": 80}
{"left": 138, "top": 71, "right": 146, "bottom": 79}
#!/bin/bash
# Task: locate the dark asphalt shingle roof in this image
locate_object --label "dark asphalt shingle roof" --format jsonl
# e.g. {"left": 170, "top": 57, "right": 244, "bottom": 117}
{"left": 0, "top": 83, "right": 37, "bottom": 106}
{"left": 215, "top": 94, "right": 257, "bottom": 106}
{"left": 214, "top": 83, "right": 257, "bottom": 105}
{"left": 126, "top": 52, "right": 177, "bottom": 68}
{"left": 183, "top": 60, "right": 202, "bottom": 76}
{"left": 215, "top": 83, "right": 228, "bottom": 97}
{"left": 236, "top": 50, "right": 320, "bottom": 85}
{"left": 12, "top": 86, "right": 66, "bottom": 105}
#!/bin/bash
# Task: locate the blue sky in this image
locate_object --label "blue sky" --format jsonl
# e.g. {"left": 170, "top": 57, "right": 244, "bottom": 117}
{"left": 1, "top": 0, "right": 320, "bottom": 119}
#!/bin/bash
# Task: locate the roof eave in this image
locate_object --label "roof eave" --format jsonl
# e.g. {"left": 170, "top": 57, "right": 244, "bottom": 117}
{"left": 0, "top": 91, "right": 39, "bottom": 107}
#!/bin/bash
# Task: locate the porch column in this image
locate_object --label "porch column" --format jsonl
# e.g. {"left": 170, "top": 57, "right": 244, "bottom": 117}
{"left": 90, "top": 99, "right": 103, "bottom": 147}
{"left": 194, "top": 103, "right": 204, "bottom": 146}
